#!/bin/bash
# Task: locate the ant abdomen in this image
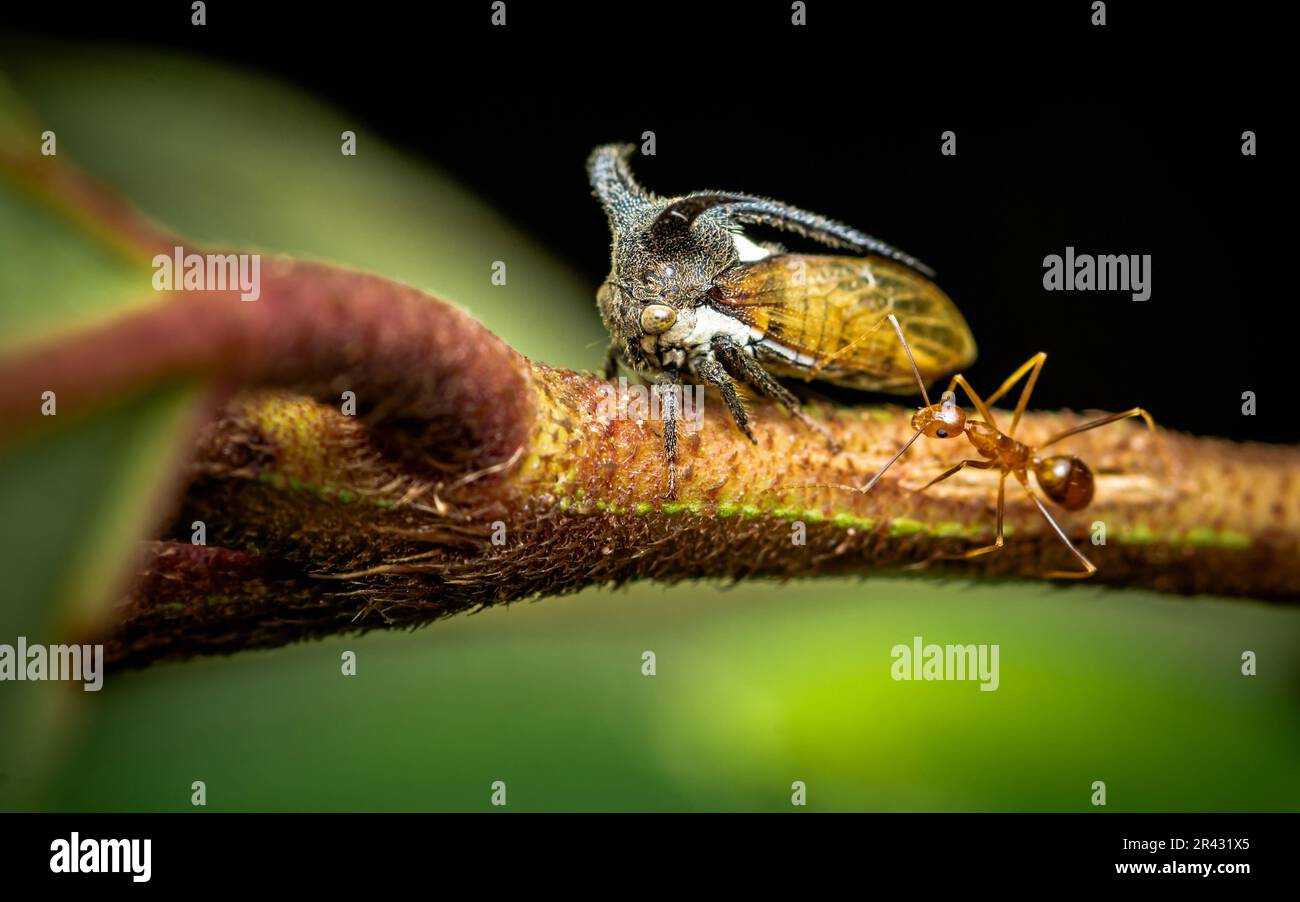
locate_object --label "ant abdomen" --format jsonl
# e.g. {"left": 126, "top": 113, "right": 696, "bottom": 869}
{"left": 1033, "top": 454, "right": 1095, "bottom": 510}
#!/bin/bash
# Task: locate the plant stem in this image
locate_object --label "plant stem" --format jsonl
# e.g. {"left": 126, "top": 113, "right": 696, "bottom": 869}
{"left": 105, "top": 357, "right": 1299, "bottom": 666}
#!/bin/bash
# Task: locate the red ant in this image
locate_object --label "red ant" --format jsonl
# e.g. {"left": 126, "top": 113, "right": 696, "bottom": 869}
{"left": 806, "top": 315, "right": 1154, "bottom": 578}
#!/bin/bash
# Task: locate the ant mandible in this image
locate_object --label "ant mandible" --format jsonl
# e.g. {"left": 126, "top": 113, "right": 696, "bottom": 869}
{"left": 809, "top": 314, "right": 1155, "bottom": 578}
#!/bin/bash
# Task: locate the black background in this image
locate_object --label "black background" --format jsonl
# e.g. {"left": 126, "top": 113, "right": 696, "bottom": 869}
{"left": 3, "top": 1, "right": 1291, "bottom": 440}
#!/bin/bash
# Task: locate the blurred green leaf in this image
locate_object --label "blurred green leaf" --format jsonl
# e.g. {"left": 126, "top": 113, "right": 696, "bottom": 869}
{"left": 1, "top": 77, "right": 208, "bottom": 807}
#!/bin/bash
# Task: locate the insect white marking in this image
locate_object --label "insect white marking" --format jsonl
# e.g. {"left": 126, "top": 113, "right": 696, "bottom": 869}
{"left": 732, "top": 233, "right": 772, "bottom": 263}
{"left": 685, "top": 306, "right": 764, "bottom": 351}
{"left": 759, "top": 338, "right": 820, "bottom": 368}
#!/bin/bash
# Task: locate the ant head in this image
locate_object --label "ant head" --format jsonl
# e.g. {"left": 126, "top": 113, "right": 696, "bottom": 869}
{"left": 911, "top": 391, "right": 966, "bottom": 440}
{"left": 1034, "top": 454, "right": 1095, "bottom": 510}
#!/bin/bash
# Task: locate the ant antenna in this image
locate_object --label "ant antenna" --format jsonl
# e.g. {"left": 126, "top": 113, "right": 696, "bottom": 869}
{"left": 860, "top": 428, "right": 925, "bottom": 494}
{"left": 885, "top": 314, "right": 931, "bottom": 407}
{"left": 765, "top": 315, "right": 940, "bottom": 498}
{"left": 856, "top": 315, "right": 934, "bottom": 492}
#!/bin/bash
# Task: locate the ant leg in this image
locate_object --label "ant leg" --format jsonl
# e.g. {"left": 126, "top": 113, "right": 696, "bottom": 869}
{"left": 981, "top": 352, "right": 1048, "bottom": 437}
{"left": 1039, "top": 407, "right": 1156, "bottom": 450}
{"left": 713, "top": 336, "right": 840, "bottom": 451}
{"left": 1013, "top": 472, "right": 1096, "bottom": 578}
{"left": 912, "top": 457, "right": 996, "bottom": 494}
{"left": 653, "top": 370, "right": 682, "bottom": 500}
{"left": 958, "top": 472, "right": 1007, "bottom": 558}
{"left": 919, "top": 471, "right": 1007, "bottom": 565}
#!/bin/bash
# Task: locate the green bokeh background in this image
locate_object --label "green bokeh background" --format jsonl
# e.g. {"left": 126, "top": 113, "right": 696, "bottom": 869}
{"left": 1, "top": 42, "right": 1297, "bottom": 812}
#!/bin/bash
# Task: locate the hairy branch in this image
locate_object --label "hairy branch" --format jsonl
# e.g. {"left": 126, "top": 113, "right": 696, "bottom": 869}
{"left": 105, "top": 338, "right": 1298, "bottom": 666}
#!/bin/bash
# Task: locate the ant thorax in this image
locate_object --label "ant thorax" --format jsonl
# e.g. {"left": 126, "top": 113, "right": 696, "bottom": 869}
{"left": 965, "top": 421, "right": 1033, "bottom": 469}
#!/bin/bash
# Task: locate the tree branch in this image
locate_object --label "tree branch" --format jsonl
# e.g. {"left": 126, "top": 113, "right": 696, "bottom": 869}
{"left": 104, "top": 334, "right": 1298, "bottom": 666}
{"left": 3, "top": 149, "right": 1297, "bottom": 670}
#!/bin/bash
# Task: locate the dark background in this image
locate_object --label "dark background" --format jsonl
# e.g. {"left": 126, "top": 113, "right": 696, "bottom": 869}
{"left": 5, "top": 0, "right": 1289, "bottom": 440}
